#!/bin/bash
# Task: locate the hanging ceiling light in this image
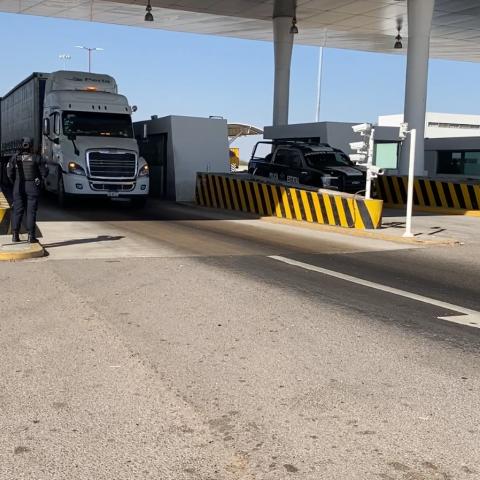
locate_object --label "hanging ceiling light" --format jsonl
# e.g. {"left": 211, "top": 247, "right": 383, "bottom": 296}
{"left": 394, "top": 18, "right": 403, "bottom": 49}
{"left": 145, "top": 0, "right": 153, "bottom": 22}
{"left": 290, "top": 17, "right": 298, "bottom": 35}
{"left": 394, "top": 31, "right": 403, "bottom": 49}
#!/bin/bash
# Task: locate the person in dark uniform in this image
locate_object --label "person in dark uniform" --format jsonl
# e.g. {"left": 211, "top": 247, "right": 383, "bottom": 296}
{"left": 6, "top": 137, "right": 48, "bottom": 243}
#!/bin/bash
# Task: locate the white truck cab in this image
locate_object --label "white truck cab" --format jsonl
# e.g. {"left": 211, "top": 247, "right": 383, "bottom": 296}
{"left": 42, "top": 71, "right": 149, "bottom": 205}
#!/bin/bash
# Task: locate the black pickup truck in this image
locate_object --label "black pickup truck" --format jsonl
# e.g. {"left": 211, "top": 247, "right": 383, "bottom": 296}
{"left": 248, "top": 141, "right": 366, "bottom": 194}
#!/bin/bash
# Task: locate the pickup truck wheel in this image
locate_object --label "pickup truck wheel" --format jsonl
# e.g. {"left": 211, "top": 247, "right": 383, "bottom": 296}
{"left": 57, "top": 173, "right": 72, "bottom": 208}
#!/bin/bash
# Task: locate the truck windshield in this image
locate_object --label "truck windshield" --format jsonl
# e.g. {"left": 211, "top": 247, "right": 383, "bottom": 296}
{"left": 62, "top": 112, "right": 133, "bottom": 138}
{"left": 305, "top": 152, "right": 352, "bottom": 169}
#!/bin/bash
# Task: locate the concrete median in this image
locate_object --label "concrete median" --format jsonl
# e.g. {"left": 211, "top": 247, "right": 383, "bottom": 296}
{"left": 195, "top": 173, "right": 383, "bottom": 230}
{"left": 376, "top": 175, "right": 480, "bottom": 216}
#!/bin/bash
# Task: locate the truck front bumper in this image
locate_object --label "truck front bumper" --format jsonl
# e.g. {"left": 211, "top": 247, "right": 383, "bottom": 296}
{"left": 63, "top": 173, "right": 149, "bottom": 198}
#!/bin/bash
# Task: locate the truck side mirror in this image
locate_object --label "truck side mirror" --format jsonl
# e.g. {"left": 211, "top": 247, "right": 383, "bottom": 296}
{"left": 43, "top": 118, "right": 50, "bottom": 136}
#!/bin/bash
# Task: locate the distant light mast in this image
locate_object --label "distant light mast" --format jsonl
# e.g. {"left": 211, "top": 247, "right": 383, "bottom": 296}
{"left": 75, "top": 46, "right": 104, "bottom": 73}
{"left": 58, "top": 53, "right": 71, "bottom": 70}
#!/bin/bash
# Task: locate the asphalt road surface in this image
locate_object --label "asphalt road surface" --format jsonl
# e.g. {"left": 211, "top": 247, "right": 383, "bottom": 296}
{"left": 1, "top": 197, "right": 479, "bottom": 480}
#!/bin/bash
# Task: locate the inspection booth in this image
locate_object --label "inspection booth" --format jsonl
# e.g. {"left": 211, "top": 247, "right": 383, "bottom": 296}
{"left": 134, "top": 115, "right": 230, "bottom": 202}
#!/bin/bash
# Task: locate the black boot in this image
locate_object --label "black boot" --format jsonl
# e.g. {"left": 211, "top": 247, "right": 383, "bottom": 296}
{"left": 27, "top": 232, "right": 39, "bottom": 243}
{"left": 12, "top": 231, "right": 20, "bottom": 243}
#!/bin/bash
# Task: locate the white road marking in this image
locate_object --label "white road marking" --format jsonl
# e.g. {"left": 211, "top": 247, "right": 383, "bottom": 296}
{"left": 269, "top": 255, "right": 480, "bottom": 329}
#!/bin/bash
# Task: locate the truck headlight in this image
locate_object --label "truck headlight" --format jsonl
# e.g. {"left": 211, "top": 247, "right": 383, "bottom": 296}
{"left": 68, "top": 162, "right": 86, "bottom": 176}
{"left": 138, "top": 164, "right": 149, "bottom": 177}
{"left": 322, "top": 176, "right": 338, "bottom": 187}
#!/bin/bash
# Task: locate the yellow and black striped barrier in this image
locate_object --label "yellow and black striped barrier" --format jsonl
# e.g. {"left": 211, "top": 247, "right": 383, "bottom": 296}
{"left": 376, "top": 175, "right": 480, "bottom": 215}
{"left": 196, "top": 173, "right": 383, "bottom": 229}
{"left": 0, "top": 191, "right": 10, "bottom": 235}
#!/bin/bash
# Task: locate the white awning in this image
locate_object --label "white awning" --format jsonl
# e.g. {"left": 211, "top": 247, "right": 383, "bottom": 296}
{"left": 228, "top": 123, "right": 264, "bottom": 138}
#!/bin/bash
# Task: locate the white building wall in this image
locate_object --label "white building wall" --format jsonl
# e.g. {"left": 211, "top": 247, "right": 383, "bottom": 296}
{"left": 378, "top": 112, "right": 480, "bottom": 138}
{"left": 170, "top": 116, "right": 230, "bottom": 201}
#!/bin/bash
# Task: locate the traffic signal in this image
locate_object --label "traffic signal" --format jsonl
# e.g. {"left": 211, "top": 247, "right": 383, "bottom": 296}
{"left": 350, "top": 123, "right": 384, "bottom": 199}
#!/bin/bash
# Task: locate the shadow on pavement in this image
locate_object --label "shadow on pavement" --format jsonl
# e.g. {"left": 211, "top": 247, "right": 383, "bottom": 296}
{"left": 1, "top": 181, "right": 259, "bottom": 223}
{"left": 42, "top": 235, "right": 124, "bottom": 249}
{"left": 382, "top": 219, "right": 447, "bottom": 237}
{"left": 35, "top": 193, "right": 259, "bottom": 223}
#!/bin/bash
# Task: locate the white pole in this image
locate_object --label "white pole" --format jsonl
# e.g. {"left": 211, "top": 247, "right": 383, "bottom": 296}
{"left": 403, "top": 128, "right": 417, "bottom": 238}
{"left": 365, "top": 128, "right": 375, "bottom": 199}
{"left": 75, "top": 46, "right": 103, "bottom": 74}
{"left": 315, "top": 46, "right": 323, "bottom": 122}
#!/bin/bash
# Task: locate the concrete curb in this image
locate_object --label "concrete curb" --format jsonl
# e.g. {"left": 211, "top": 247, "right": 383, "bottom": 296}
{"left": 410, "top": 205, "right": 480, "bottom": 217}
{"left": 0, "top": 241, "right": 45, "bottom": 261}
{"left": 260, "top": 215, "right": 460, "bottom": 246}
{"left": 186, "top": 203, "right": 459, "bottom": 247}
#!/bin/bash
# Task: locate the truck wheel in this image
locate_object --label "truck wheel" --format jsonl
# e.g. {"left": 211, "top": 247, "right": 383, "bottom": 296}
{"left": 57, "top": 173, "right": 72, "bottom": 207}
{"left": 131, "top": 197, "right": 147, "bottom": 208}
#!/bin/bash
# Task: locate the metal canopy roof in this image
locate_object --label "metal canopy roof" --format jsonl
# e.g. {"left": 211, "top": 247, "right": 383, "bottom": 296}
{"left": 2, "top": 0, "right": 480, "bottom": 61}
{"left": 228, "top": 123, "right": 264, "bottom": 138}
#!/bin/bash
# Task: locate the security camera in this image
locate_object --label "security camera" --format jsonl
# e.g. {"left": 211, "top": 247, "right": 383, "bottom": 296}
{"left": 350, "top": 153, "right": 367, "bottom": 163}
{"left": 371, "top": 166, "right": 385, "bottom": 175}
{"left": 349, "top": 141, "right": 367, "bottom": 151}
{"left": 352, "top": 123, "right": 372, "bottom": 134}
{"left": 399, "top": 122, "right": 409, "bottom": 139}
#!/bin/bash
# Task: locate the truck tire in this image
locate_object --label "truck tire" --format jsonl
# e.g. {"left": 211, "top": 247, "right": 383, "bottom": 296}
{"left": 57, "top": 172, "right": 72, "bottom": 208}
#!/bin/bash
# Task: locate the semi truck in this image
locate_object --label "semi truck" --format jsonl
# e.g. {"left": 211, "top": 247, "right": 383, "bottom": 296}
{"left": 0, "top": 71, "right": 149, "bottom": 206}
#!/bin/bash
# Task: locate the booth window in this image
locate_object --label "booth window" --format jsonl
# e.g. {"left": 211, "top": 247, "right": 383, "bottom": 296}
{"left": 437, "top": 151, "right": 480, "bottom": 176}
{"left": 374, "top": 142, "right": 399, "bottom": 169}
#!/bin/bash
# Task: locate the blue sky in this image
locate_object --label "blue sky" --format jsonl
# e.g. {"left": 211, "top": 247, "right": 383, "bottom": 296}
{"left": 2, "top": 12, "right": 480, "bottom": 157}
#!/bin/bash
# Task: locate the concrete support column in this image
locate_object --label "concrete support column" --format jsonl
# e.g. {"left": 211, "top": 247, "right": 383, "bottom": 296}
{"left": 399, "top": 0, "right": 435, "bottom": 175}
{"left": 273, "top": 16, "right": 294, "bottom": 126}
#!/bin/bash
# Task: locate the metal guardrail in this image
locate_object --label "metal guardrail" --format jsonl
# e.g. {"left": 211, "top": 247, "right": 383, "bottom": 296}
{"left": 195, "top": 172, "right": 383, "bottom": 230}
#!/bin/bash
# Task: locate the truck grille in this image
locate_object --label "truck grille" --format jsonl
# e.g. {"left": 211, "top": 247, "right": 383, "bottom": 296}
{"left": 90, "top": 182, "right": 135, "bottom": 192}
{"left": 87, "top": 151, "right": 137, "bottom": 179}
